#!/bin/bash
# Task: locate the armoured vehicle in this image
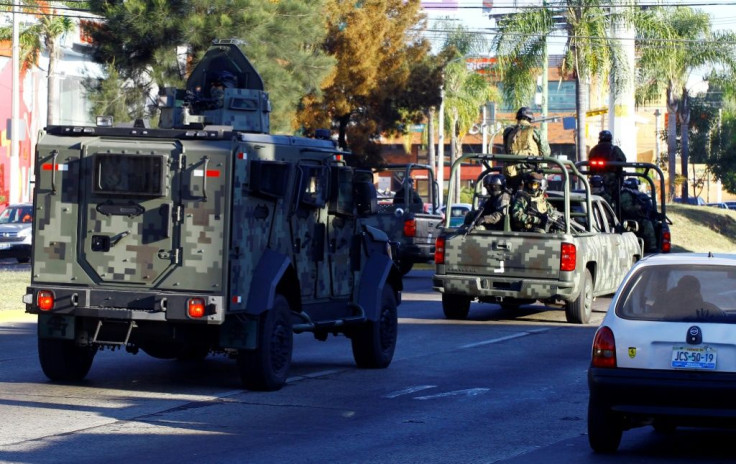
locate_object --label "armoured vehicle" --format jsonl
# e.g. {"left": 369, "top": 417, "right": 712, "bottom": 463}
{"left": 433, "top": 154, "right": 642, "bottom": 324}
{"left": 23, "top": 40, "right": 402, "bottom": 391}
{"left": 361, "top": 164, "right": 442, "bottom": 275}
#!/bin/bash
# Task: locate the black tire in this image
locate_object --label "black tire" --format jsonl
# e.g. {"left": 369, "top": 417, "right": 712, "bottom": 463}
{"left": 398, "top": 261, "right": 413, "bottom": 276}
{"left": 237, "top": 294, "right": 293, "bottom": 391}
{"left": 351, "top": 285, "right": 398, "bottom": 368}
{"left": 38, "top": 337, "right": 97, "bottom": 382}
{"left": 566, "top": 268, "right": 593, "bottom": 324}
{"left": 442, "top": 293, "right": 471, "bottom": 320}
{"left": 588, "top": 398, "right": 623, "bottom": 453}
{"left": 17, "top": 255, "right": 30, "bottom": 264}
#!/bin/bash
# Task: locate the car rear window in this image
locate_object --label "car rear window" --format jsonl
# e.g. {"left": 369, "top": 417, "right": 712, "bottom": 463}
{"left": 616, "top": 264, "right": 736, "bottom": 323}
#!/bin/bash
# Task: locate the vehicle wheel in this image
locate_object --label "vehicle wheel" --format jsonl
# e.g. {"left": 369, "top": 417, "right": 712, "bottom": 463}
{"left": 17, "top": 256, "right": 30, "bottom": 264}
{"left": 566, "top": 269, "right": 593, "bottom": 324}
{"left": 442, "top": 293, "right": 471, "bottom": 320}
{"left": 38, "top": 338, "right": 97, "bottom": 382}
{"left": 351, "top": 285, "right": 398, "bottom": 368}
{"left": 237, "top": 294, "right": 293, "bottom": 391}
{"left": 398, "top": 261, "right": 413, "bottom": 275}
{"left": 588, "top": 398, "right": 623, "bottom": 453}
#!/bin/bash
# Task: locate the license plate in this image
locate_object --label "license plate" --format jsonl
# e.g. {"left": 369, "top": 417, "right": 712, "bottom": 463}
{"left": 671, "top": 346, "right": 717, "bottom": 370}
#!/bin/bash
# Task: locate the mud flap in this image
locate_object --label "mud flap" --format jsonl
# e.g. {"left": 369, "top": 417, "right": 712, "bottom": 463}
{"left": 219, "top": 317, "right": 259, "bottom": 350}
{"left": 38, "top": 314, "right": 75, "bottom": 340}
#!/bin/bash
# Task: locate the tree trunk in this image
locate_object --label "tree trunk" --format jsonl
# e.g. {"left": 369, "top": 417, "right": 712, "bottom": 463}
{"left": 451, "top": 109, "right": 460, "bottom": 205}
{"left": 666, "top": 84, "right": 678, "bottom": 200}
{"left": 337, "top": 114, "right": 350, "bottom": 150}
{"left": 46, "top": 36, "right": 58, "bottom": 126}
{"left": 679, "top": 87, "right": 691, "bottom": 200}
{"left": 575, "top": 74, "right": 588, "bottom": 163}
{"left": 427, "top": 107, "right": 435, "bottom": 180}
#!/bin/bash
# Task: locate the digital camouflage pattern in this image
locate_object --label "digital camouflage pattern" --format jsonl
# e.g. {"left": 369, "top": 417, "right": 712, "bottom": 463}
{"left": 435, "top": 154, "right": 642, "bottom": 324}
{"left": 510, "top": 190, "right": 555, "bottom": 232}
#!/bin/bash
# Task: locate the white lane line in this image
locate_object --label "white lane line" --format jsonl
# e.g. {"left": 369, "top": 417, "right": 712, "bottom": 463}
{"left": 382, "top": 385, "right": 437, "bottom": 399}
{"left": 414, "top": 388, "right": 490, "bottom": 400}
{"left": 459, "top": 328, "right": 550, "bottom": 349}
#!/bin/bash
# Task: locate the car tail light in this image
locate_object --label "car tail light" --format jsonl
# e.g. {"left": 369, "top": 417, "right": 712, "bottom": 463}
{"left": 403, "top": 219, "right": 417, "bottom": 237}
{"left": 435, "top": 236, "right": 445, "bottom": 264}
{"left": 591, "top": 326, "right": 617, "bottom": 368}
{"left": 188, "top": 297, "right": 206, "bottom": 318}
{"left": 560, "top": 242, "right": 576, "bottom": 271}
{"left": 662, "top": 229, "right": 671, "bottom": 253}
{"left": 37, "top": 290, "right": 54, "bottom": 311}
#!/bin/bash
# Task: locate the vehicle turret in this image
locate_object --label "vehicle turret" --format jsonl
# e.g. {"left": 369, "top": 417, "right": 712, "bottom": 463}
{"left": 159, "top": 39, "right": 271, "bottom": 133}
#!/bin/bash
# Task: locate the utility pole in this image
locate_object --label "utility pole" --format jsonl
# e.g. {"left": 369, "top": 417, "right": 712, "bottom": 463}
{"left": 541, "top": 0, "right": 549, "bottom": 146}
{"left": 437, "top": 85, "right": 445, "bottom": 208}
{"left": 10, "top": 1, "right": 21, "bottom": 205}
{"left": 609, "top": 0, "right": 637, "bottom": 160}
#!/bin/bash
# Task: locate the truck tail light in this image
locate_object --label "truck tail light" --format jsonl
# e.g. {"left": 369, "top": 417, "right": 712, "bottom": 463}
{"left": 591, "top": 326, "right": 617, "bottom": 368}
{"left": 662, "top": 229, "right": 671, "bottom": 253}
{"left": 188, "top": 297, "right": 206, "bottom": 318}
{"left": 403, "top": 219, "right": 417, "bottom": 237}
{"left": 37, "top": 290, "right": 55, "bottom": 311}
{"left": 435, "top": 236, "right": 445, "bottom": 264}
{"left": 560, "top": 242, "right": 576, "bottom": 271}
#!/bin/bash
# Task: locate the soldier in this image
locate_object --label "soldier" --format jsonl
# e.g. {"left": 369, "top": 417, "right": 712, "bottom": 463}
{"left": 590, "top": 175, "right": 613, "bottom": 205}
{"left": 393, "top": 177, "right": 423, "bottom": 210}
{"left": 589, "top": 130, "right": 627, "bottom": 194}
{"left": 465, "top": 173, "right": 512, "bottom": 230}
{"left": 619, "top": 179, "right": 657, "bottom": 253}
{"left": 502, "top": 107, "right": 551, "bottom": 191}
{"left": 510, "top": 171, "right": 558, "bottom": 233}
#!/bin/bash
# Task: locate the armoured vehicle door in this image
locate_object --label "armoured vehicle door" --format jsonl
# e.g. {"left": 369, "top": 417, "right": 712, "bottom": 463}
{"left": 326, "top": 166, "right": 357, "bottom": 298}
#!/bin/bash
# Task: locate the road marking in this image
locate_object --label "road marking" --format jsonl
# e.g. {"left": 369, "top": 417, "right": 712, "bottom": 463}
{"left": 459, "top": 328, "right": 549, "bottom": 349}
{"left": 286, "top": 369, "right": 342, "bottom": 383}
{"left": 382, "top": 385, "right": 437, "bottom": 399}
{"left": 414, "top": 388, "right": 490, "bottom": 400}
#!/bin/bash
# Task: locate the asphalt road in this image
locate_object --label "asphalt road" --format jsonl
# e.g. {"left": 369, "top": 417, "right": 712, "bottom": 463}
{"left": 0, "top": 269, "right": 734, "bottom": 463}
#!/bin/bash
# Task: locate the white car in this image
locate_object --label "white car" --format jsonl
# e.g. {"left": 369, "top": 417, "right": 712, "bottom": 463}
{"left": 0, "top": 203, "right": 33, "bottom": 263}
{"left": 588, "top": 252, "right": 736, "bottom": 453}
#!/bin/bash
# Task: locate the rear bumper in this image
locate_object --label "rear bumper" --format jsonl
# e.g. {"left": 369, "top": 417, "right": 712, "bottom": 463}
{"left": 24, "top": 285, "right": 226, "bottom": 324}
{"left": 588, "top": 367, "right": 736, "bottom": 422}
{"left": 433, "top": 273, "right": 575, "bottom": 300}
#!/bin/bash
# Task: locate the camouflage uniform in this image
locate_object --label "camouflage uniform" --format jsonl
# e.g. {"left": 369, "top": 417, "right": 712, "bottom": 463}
{"left": 619, "top": 187, "right": 657, "bottom": 253}
{"left": 502, "top": 114, "right": 551, "bottom": 191}
{"left": 510, "top": 173, "right": 557, "bottom": 233}
{"left": 477, "top": 190, "right": 512, "bottom": 230}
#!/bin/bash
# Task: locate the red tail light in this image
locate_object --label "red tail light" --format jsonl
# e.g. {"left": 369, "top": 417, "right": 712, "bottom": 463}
{"left": 591, "top": 326, "right": 617, "bottom": 368}
{"left": 560, "top": 242, "right": 576, "bottom": 271}
{"left": 662, "top": 230, "right": 671, "bottom": 253}
{"left": 403, "top": 219, "right": 417, "bottom": 237}
{"left": 435, "top": 236, "right": 445, "bottom": 264}
{"left": 188, "top": 297, "right": 206, "bottom": 318}
{"left": 37, "top": 290, "right": 54, "bottom": 311}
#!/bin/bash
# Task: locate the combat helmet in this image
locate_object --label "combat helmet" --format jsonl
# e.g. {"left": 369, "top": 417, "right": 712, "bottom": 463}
{"left": 523, "top": 171, "right": 546, "bottom": 196}
{"left": 599, "top": 130, "right": 613, "bottom": 142}
{"left": 483, "top": 174, "right": 506, "bottom": 194}
{"left": 516, "top": 107, "right": 534, "bottom": 122}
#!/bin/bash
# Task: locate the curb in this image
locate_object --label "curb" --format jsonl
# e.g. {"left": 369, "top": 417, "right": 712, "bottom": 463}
{"left": 0, "top": 310, "right": 36, "bottom": 323}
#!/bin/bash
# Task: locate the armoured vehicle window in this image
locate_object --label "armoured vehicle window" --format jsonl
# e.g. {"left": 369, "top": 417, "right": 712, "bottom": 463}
{"left": 93, "top": 154, "right": 164, "bottom": 197}
{"left": 298, "top": 165, "right": 328, "bottom": 208}
{"left": 329, "top": 167, "right": 354, "bottom": 217}
{"left": 248, "top": 160, "right": 290, "bottom": 199}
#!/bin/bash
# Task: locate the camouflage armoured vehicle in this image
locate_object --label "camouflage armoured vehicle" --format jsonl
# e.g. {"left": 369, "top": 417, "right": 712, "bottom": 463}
{"left": 361, "top": 164, "right": 442, "bottom": 275}
{"left": 433, "top": 154, "right": 642, "bottom": 324}
{"left": 23, "top": 40, "right": 402, "bottom": 391}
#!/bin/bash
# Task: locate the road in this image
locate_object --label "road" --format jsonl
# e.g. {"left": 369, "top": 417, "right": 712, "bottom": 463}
{"left": 0, "top": 269, "right": 734, "bottom": 463}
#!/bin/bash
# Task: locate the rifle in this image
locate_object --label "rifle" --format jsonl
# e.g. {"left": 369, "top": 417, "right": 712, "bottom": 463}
{"left": 528, "top": 203, "right": 584, "bottom": 233}
{"left": 462, "top": 205, "right": 485, "bottom": 236}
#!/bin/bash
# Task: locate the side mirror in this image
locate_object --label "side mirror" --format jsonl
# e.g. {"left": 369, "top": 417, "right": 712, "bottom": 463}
{"left": 354, "top": 181, "right": 377, "bottom": 217}
{"left": 623, "top": 219, "right": 639, "bottom": 233}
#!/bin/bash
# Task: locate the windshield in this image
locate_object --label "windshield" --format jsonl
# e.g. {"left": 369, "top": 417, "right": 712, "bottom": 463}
{"left": 617, "top": 264, "right": 736, "bottom": 323}
{"left": 0, "top": 206, "right": 33, "bottom": 224}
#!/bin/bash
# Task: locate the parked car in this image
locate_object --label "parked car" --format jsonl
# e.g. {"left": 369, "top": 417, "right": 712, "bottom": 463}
{"left": 706, "top": 202, "right": 729, "bottom": 209}
{"left": 439, "top": 203, "right": 472, "bottom": 227}
{"left": 588, "top": 252, "right": 736, "bottom": 453}
{"left": 725, "top": 201, "right": 736, "bottom": 209}
{"left": 0, "top": 203, "right": 33, "bottom": 263}
{"left": 673, "top": 196, "right": 705, "bottom": 205}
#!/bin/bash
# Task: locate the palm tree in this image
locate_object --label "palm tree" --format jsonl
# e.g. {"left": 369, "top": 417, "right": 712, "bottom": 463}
{"left": 0, "top": 1, "right": 76, "bottom": 126}
{"left": 491, "top": 0, "right": 624, "bottom": 163}
{"left": 636, "top": 6, "right": 736, "bottom": 200}
{"left": 442, "top": 58, "right": 499, "bottom": 201}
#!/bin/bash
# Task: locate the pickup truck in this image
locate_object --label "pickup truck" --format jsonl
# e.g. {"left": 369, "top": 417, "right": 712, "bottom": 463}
{"left": 361, "top": 163, "right": 442, "bottom": 275}
{"left": 433, "top": 154, "right": 643, "bottom": 324}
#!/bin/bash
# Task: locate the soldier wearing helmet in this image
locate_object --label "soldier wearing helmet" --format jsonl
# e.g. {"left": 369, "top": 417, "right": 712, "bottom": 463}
{"left": 465, "top": 173, "right": 512, "bottom": 230}
{"left": 510, "top": 171, "right": 557, "bottom": 233}
{"left": 620, "top": 178, "right": 657, "bottom": 253}
{"left": 589, "top": 130, "right": 627, "bottom": 164}
{"left": 502, "top": 107, "right": 551, "bottom": 191}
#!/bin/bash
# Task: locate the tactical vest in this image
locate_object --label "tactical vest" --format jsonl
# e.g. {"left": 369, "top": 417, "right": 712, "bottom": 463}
{"left": 509, "top": 125, "right": 540, "bottom": 155}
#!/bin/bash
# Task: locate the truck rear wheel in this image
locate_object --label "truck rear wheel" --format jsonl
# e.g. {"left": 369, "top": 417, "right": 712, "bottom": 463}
{"left": 442, "top": 294, "right": 471, "bottom": 320}
{"left": 237, "top": 294, "right": 293, "bottom": 391}
{"left": 565, "top": 268, "right": 593, "bottom": 324}
{"left": 38, "top": 338, "right": 97, "bottom": 382}
{"left": 351, "top": 285, "right": 398, "bottom": 368}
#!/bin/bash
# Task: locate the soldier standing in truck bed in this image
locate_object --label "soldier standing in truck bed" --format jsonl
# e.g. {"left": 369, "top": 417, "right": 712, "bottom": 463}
{"left": 502, "top": 107, "right": 551, "bottom": 191}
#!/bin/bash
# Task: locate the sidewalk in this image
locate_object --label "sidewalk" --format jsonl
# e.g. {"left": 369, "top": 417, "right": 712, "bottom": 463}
{"left": 0, "top": 309, "right": 36, "bottom": 323}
